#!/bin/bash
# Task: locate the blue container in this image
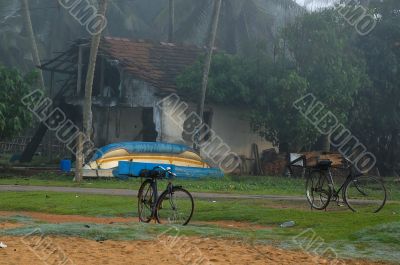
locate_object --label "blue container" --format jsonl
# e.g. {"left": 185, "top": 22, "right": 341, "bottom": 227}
{"left": 60, "top": 160, "right": 72, "bottom": 172}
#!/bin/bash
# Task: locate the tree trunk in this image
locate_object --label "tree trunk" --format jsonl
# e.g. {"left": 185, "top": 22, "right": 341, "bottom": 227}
{"left": 79, "top": 0, "right": 108, "bottom": 181}
{"left": 196, "top": 0, "right": 222, "bottom": 121}
{"left": 321, "top": 134, "right": 330, "bottom": 152}
{"left": 168, "top": 0, "right": 175, "bottom": 42}
{"left": 74, "top": 133, "right": 84, "bottom": 182}
{"left": 20, "top": 0, "right": 46, "bottom": 90}
{"left": 82, "top": 0, "right": 108, "bottom": 142}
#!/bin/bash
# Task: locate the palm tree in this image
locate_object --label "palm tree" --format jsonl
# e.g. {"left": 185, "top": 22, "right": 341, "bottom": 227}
{"left": 153, "top": 0, "right": 302, "bottom": 53}
{"left": 83, "top": 0, "right": 108, "bottom": 142}
{"left": 78, "top": 0, "right": 108, "bottom": 182}
{"left": 20, "top": 0, "right": 45, "bottom": 90}
{"left": 168, "top": 0, "right": 175, "bottom": 42}
{"left": 197, "top": 0, "right": 222, "bottom": 121}
{"left": 1, "top": 0, "right": 301, "bottom": 72}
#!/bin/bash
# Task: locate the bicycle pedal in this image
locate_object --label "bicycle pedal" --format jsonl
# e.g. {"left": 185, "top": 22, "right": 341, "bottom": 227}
{"left": 337, "top": 202, "right": 345, "bottom": 207}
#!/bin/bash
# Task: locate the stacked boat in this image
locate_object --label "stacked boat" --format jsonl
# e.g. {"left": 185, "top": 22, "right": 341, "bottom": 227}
{"left": 83, "top": 142, "right": 224, "bottom": 179}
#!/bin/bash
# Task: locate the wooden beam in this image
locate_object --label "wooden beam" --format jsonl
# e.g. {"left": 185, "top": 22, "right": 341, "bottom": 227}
{"left": 100, "top": 56, "right": 105, "bottom": 95}
{"left": 77, "top": 44, "right": 84, "bottom": 96}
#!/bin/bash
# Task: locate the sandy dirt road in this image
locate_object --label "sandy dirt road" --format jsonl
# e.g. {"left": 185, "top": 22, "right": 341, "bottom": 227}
{"left": 0, "top": 235, "right": 387, "bottom": 265}
{"left": 0, "top": 212, "right": 390, "bottom": 265}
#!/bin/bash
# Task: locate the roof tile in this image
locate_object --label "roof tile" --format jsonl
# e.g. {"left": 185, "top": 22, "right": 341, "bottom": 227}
{"left": 100, "top": 37, "right": 204, "bottom": 91}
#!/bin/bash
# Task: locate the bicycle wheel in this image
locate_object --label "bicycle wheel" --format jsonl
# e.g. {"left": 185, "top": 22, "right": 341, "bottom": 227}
{"left": 138, "top": 179, "right": 155, "bottom": 223}
{"left": 306, "top": 170, "right": 332, "bottom": 210}
{"left": 344, "top": 175, "right": 387, "bottom": 213}
{"left": 156, "top": 187, "right": 194, "bottom": 226}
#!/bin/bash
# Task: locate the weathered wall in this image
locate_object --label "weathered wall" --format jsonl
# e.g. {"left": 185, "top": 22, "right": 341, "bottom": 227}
{"left": 121, "top": 76, "right": 159, "bottom": 108}
{"left": 155, "top": 96, "right": 272, "bottom": 157}
{"left": 94, "top": 74, "right": 272, "bottom": 161}
{"left": 210, "top": 104, "right": 272, "bottom": 157}
{"left": 156, "top": 95, "right": 186, "bottom": 144}
{"left": 93, "top": 106, "right": 143, "bottom": 146}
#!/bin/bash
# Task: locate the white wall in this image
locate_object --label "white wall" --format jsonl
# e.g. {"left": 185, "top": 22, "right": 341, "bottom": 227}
{"left": 98, "top": 74, "right": 272, "bottom": 159}
{"left": 155, "top": 96, "right": 272, "bottom": 158}
{"left": 210, "top": 104, "right": 272, "bottom": 157}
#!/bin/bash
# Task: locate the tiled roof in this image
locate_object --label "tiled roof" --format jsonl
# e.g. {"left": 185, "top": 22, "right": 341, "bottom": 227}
{"left": 100, "top": 37, "right": 204, "bottom": 92}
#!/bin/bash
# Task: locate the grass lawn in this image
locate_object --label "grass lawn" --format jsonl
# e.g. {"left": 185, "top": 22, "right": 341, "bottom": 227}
{"left": 0, "top": 191, "right": 399, "bottom": 262}
{"left": 1, "top": 173, "right": 399, "bottom": 201}
{"left": 0, "top": 173, "right": 306, "bottom": 196}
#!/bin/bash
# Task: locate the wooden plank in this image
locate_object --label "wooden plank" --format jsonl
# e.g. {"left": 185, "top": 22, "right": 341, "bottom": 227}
{"left": 81, "top": 169, "right": 114, "bottom": 178}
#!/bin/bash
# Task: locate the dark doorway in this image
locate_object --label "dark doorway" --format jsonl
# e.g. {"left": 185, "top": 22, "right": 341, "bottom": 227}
{"left": 141, "top": 108, "right": 158, "bottom": 142}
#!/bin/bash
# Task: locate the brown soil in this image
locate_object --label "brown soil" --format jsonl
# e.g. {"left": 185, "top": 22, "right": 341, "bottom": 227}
{"left": 0, "top": 212, "right": 271, "bottom": 229}
{"left": 194, "top": 220, "right": 273, "bottom": 230}
{"left": 0, "top": 212, "right": 391, "bottom": 265}
{"left": 0, "top": 211, "right": 136, "bottom": 224}
{"left": 0, "top": 236, "right": 389, "bottom": 265}
{"left": 0, "top": 223, "right": 23, "bottom": 230}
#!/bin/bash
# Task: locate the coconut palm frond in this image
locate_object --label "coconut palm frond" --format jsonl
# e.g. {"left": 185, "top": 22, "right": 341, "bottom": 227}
{"left": 174, "top": 0, "right": 213, "bottom": 45}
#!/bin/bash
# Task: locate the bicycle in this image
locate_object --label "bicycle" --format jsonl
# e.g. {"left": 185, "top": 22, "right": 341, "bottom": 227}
{"left": 137, "top": 166, "right": 194, "bottom": 225}
{"left": 305, "top": 157, "right": 387, "bottom": 213}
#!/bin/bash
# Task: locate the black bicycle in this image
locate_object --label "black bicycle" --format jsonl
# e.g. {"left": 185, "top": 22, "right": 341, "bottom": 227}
{"left": 137, "top": 166, "right": 194, "bottom": 225}
{"left": 305, "top": 158, "right": 387, "bottom": 213}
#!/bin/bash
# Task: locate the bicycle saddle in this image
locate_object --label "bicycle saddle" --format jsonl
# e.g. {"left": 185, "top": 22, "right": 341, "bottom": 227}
{"left": 139, "top": 169, "right": 164, "bottom": 179}
{"left": 316, "top": 159, "right": 332, "bottom": 170}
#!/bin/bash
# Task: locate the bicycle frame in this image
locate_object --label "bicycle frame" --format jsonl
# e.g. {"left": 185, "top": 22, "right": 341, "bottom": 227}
{"left": 311, "top": 166, "right": 362, "bottom": 199}
{"left": 147, "top": 177, "right": 174, "bottom": 219}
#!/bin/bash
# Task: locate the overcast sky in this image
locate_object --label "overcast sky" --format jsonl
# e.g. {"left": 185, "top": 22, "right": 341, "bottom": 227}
{"left": 294, "top": 0, "right": 337, "bottom": 10}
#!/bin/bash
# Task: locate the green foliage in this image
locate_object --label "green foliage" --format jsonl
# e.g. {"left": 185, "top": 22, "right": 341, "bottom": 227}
{"left": 282, "top": 8, "right": 369, "bottom": 124}
{"left": 177, "top": 54, "right": 252, "bottom": 104}
{"left": 178, "top": 8, "right": 375, "bottom": 151}
{"left": 349, "top": 0, "right": 400, "bottom": 174}
{"left": 249, "top": 70, "right": 319, "bottom": 150}
{"left": 177, "top": 52, "right": 320, "bottom": 150}
{"left": 0, "top": 65, "right": 38, "bottom": 139}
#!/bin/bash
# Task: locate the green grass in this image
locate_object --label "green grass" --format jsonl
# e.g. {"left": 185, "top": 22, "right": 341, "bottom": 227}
{"left": 0, "top": 173, "right": 307, "bottom": 196}
{"left": 1, "top": 173, "right": 399, "bottom": 201}
{"left": 0, "top": 191, "right": 399, "bottom": 262}
{"left": 0, "top": 191, "right": 398, "bottom": 242}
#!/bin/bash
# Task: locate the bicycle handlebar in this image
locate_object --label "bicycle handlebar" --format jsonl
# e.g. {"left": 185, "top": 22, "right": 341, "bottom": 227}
{"left": 153, "top": 166, "right": 176, "bottom": 178}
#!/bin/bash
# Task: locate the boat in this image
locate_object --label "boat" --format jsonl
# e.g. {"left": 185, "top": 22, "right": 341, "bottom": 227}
{"left": 83, "top": 142, "right": 224, "bottom": 179}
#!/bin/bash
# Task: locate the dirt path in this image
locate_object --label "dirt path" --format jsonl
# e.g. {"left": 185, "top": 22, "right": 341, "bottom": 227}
{"left": 0, "top": 211, "right": 136, "bottom": 224}
{"left": 0, "top": 211, "right": 391, "bottom": 265}
{"left": 0, "top": 235, "right": 387, "bottom": 265}
{"left": 0, "top": 184, "right": 305, "bottom": 201}
{"left": 0, "top": 211, "right": 273, "bottom": 231}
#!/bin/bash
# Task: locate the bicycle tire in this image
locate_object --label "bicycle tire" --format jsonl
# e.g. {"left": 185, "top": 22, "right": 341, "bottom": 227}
{"left": 155, "top": 187, "right": 194, "bottom": 226}
{"left": 138, "top": 179, "right": 155, "bottom": 223}
{"left": 343, "top": 175, "right": 387, "bottom": 213}
{"left": 306, "top": 170, "right": 332, "bottom": 210}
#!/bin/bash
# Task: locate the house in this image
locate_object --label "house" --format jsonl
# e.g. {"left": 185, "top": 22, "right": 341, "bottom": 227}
{"left": 22, "top": 37, "right": 272, "bottom": 173}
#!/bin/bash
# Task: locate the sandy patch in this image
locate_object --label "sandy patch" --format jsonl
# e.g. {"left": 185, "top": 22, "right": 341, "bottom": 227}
{"left": 0, "top": 236, "right": 389, "bottom": 265}
{"left": 0, "top": 212, "right": 271, "bottom": 229}
{"left": 0, "top": 223, "right": 23, "bottom": 230}
{"left": 194, "top": 220, "right": 273, "bottom": 230}
{"left": 0, "top": 211, "right": 136, "bottom": 224}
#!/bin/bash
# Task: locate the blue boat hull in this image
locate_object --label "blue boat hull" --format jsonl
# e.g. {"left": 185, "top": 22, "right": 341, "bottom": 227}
{"left": 91, "top": 142, "right": 194, "bottom": 161}
{"left": 116, "top": 161, "right": 224, "bottom": 179}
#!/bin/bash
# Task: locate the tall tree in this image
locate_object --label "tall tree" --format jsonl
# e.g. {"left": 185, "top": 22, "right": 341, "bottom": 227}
{"left": 83, "top": 0, "right": 108, "bottom": 142}
{"left": 350, "top": 0, "right": 400, "bottom": 174}
{"left": 197, "top": 0, "right": 222, "bottom": 121}
{"left": 20, "top": 0, "right": 45, "bottom": 90}
{"left": 152, "top": 0, "right": 300, "bottom": 53}
{"left": 168, "top": 0, "right": 175, "bottom": 42}
{"left": 283, "top": 9, "right": 369, "bottom": 152}
{"left": 78, "top": 0, "right": 108, "bottom": 182}
{"left": 177, "top": 53, "right": 318, "bottom": 152}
